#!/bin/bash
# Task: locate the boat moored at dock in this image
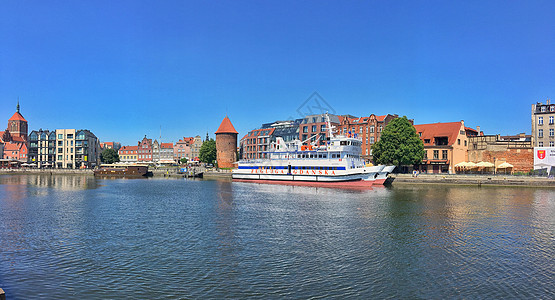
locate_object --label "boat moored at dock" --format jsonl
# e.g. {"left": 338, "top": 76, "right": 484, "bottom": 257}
{"left": 233, "top": 114, "right": 395, "bottom": 187}
{"left": 94, "top": 164, "right": 153, "bottom": 177}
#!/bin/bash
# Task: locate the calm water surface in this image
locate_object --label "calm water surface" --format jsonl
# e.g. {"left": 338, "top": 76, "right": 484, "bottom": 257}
{"left": 0, "top": 175, "right": 553, "bottom": 299}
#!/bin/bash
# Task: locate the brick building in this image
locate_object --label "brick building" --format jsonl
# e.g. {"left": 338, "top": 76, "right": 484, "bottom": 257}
{"left": 468, "top": 133, "right": 533, "bottom": 173}
{"left": 337, "top": 114, "right": 399, "bottom": 162}
{"left": 299, "top": 114, "right": 340, "bottom": 146}
{"left": 215, "top": 116, "right": 238, "bottom": 168}
{"left": 174, "top": 137, "right": 193, "bottom": 162}
{"left": 138, "top": 136, "right": 153, "bottom": 163}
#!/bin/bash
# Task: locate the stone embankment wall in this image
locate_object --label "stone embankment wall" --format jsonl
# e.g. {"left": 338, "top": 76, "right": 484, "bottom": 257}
{"left": 393, "top": 173, "right": 555, "bottom": 187}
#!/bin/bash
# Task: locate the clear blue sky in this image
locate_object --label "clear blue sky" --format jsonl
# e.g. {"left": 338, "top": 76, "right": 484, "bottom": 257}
{"left": 1, "top": 1, "right": 553, "bottom": 145}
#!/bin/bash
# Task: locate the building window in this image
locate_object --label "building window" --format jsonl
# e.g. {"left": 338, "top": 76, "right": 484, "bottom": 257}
{"left": 370, "top": 126, "right": 375, "bottom": 133}
{"left": 303, "top": 126, "right": 308, "bottom": 133}
{"left": 312, "top": 125, "right": 317, "bottom": 132}
{"left": 541, "top": 106, "right": 546, "bottom": 112}
{"left": 550, "top": 116, "right": 554, "bottom": 125}
{"left": 370, "top": 137, "right": 375, "bottom": 144}
{"left": 58, "top": 134, "right": 63, "bottom": 139}
{"left": 433, "top": 150, "right": 439, "bottom": 159}
{"left": 458, "top": 139, "right": 460, "bottom": 145}
{"left": 424, "top": 139, "right": 430, "bottom": 144}
{"left": 359, "top": 127, "right": 363, "bottom": 134}
{"left": 320, "top": 125, "right": 326, "bottom": 132}
{"left": 550, "top": 129, "right": 554, "bottom": 136}
{"left": 539, "top": 117, "right": 543, "bottom": 125}
{"left": 539, "top": 142, "right": 544, "bottom": 147}
{"left": 465, "top": 140, "right": 467, "bottom": 146}
{"left": 550, "top": 142, "right": 554, "bottom": 147}
{"left": 442, "top": 150, "right": 448, "bottom": 160}
{"left": 423, "top": 151, "right": 427, "bottom": 159}
{"left": 539, "top": 129, "right": 544, "bottom": 138}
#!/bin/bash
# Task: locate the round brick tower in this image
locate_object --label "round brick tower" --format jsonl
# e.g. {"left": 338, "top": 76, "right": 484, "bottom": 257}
{"left": 215, "top": 116, "right": 238, "bottom": 169}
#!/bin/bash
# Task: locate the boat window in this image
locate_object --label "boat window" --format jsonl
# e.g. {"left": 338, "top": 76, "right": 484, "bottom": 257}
{"left": 340, "top": 141, "right": 347, "bottom": 145}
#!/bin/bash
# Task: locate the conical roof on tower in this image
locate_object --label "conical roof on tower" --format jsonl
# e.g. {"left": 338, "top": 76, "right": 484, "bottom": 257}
{"left": 215, "top": 116, "right": 238, "bottom": 134}
{"left": 9, "top": 101, "right": 26, "bottom": 122}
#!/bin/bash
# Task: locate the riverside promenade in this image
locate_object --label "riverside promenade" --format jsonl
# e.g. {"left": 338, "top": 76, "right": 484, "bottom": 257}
{"left": 1, "top": 169, "right": 553, "bottom": 187}
{"left": 392, "top": 173, "right": 555, "bottom": 187}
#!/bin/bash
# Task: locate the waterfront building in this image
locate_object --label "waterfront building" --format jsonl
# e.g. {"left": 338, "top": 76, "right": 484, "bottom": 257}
{"left": 413, "top": 121, "right": 474, "bottom": 174}
{"left": 174, "top": 138, "right": 193, "bottom": 162}
{"left": 337, "top": 114, "right": 399, "bottom": 162}
{"left": 28, "top": 129, "right": 56, "bottom": 168}
{"left": 531, "top": 99, "right": 555, "bottom": 147}
{"left": 215, "top": 116, "right": 238, "bottom": 168}
{"left": 118, "top": 145, "right": 138, "bottom": 163}
{"left": 6, "top": 102, "right": 28, "bottom": 143}
{"left": 55, "top": 129, "right": 100, "bottom": 169}
{"left": 0, "top": 102, "right": 29, "bottom": 161}
{"left": 137, "top": 136, "right": 153, "bottom": 163}
{"left": 3, "top": 142, "right": 27, "bottom": 161}
{"left": 241, "top": 128, "right": 275, "bottom": 160}
{"left": 298, "top": 114, "right": 340, "bottom": 146}
{"left": 468, "top": 133, "right": 533, "bottom": 173}
{"left": 152, "top": 140, "right": 160, "bottom": 163}
{"left": 191, "top": 135, "right": 203, "bottom": 160}
{"left": 159, "top": 143, "right": 174, "bottom": 164}
{"left": 241, "top": 119, "right": 302, "bottom": 160}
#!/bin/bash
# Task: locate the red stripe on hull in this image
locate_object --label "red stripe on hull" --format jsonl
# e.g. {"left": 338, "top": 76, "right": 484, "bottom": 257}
{"left": 233, "top": 178, "right": 381, "bottom": 189}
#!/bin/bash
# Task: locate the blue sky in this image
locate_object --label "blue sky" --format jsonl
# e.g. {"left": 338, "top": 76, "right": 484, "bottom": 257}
{"left": 1, "top": 0, "right": 553, "bottom": 145}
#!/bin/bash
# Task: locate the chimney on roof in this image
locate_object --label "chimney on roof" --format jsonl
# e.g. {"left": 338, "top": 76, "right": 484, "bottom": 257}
{"left": 477, "top": 126, "right": 480, "bottom": 134}
{"left": 548, "top": 99, "right": 551, "bottom": 105}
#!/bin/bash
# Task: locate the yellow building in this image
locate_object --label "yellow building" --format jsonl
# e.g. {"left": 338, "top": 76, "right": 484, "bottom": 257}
{"left": 414, "top": 121, "right": 478, "bottom": 174}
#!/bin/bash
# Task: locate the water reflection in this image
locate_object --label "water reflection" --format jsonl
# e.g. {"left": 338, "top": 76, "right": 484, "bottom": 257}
{"left": 0, "top": 174, "right": 99, "bottom": 191}
{"left": 0, "top": 177, "right": 553, "bottom": 298}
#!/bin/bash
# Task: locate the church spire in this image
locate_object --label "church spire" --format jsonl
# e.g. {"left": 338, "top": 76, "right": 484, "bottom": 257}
{"left": 17, "top": 97, "right": 20, "bottom": 113}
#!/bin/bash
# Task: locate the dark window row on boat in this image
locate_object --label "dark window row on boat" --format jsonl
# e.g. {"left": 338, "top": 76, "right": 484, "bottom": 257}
{"left": 258, "top": 166, "right": 343, "bottom": 171}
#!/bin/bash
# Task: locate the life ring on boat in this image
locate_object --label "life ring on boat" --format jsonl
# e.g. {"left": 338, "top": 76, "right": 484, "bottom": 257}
{"left": 301, "top": 145, "right": 308, "bottom": 151}
{"left": 308, "top": 145, "right": 314, "bottom": 150}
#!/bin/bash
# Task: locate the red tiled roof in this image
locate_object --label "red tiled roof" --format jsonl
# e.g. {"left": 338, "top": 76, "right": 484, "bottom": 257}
{"left": 376, "top": 115, "right": 387, "bottom": 122}
{"left": 120, "top": 145, "right": 138, "bottom": 151}
{"left": 9, "top": 112, "right": 27, "bottom": 122}
{"left": 4, "top": 142, "right": 25, "bottom": 151}
{"left": 215, "top": 116, "right": 238, "bottom": 134}
{"left": 465, "top": 127, "right": 478, "bottom": 133}
{"left": 11, "top": 136, "right": 25, "bottom": 143}
{"left": 161, "top": 143, "right": 173, "bottom": 148}
{"left": 413, "top": 122, "right": 463, "bottom": 146}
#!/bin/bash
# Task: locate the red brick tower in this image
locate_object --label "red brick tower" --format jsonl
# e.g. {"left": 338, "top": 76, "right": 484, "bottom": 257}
{"left": 215, "top": 116, "right": 238, "bottom": 169}
{"left": 7, "top": 101, "right": 28, "bottom": 142}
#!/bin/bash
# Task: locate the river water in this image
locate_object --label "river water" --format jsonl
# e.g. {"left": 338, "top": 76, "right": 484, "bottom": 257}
{"left": 0, "top": 175, "right": 553, "bottom": 299}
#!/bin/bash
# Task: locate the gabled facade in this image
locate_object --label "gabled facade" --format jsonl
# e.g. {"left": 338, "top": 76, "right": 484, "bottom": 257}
{"left": 337, "top": 114, "right": 399, "bottom": 162}
{"left": 28, "top": 129, "right": 56, "bottom": 168}
{"left": 137, "top": 136, "right": 153, "bottom": 162}
{"left": 414, "top": 121, "right": 470, "bottom": 174}
{"left": 174, "top": 138, "right": 192, "bottom": 162}
{"left": 152, "top": 140, "right": 160, "bottom": 163}
{"left": 3, "top": 142, "right": 27, "bottom": 161}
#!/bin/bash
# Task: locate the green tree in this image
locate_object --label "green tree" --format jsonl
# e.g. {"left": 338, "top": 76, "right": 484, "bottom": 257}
{"left": 180, "top": 157, "right": 188, "bottom": 164}
{"left": 100, "top": 148, "right": 120, "bottom": 164}
{"left": 199, "top": 138, "right": 216, "bottom": 163}
{"left": 371, "top": 116, "right": 424, "bottom": 167}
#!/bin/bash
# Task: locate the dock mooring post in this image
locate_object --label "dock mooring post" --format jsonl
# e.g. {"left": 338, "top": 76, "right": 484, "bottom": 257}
{"left": 0, "top": 287, "right": 5, "bottom": 300}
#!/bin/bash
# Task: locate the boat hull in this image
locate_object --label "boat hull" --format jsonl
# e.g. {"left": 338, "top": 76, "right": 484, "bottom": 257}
{"left": 233, "top": 178, "right": 376, "bottom": 189}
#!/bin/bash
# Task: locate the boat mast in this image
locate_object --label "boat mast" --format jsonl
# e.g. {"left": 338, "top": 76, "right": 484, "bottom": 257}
{"left": 325, "top": 112, "right": 336, "bottom": 139}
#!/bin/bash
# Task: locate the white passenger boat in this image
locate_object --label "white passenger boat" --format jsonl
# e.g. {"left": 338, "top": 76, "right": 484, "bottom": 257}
{"left": 233, "top": 115, "right": 395, "bottom": 187}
